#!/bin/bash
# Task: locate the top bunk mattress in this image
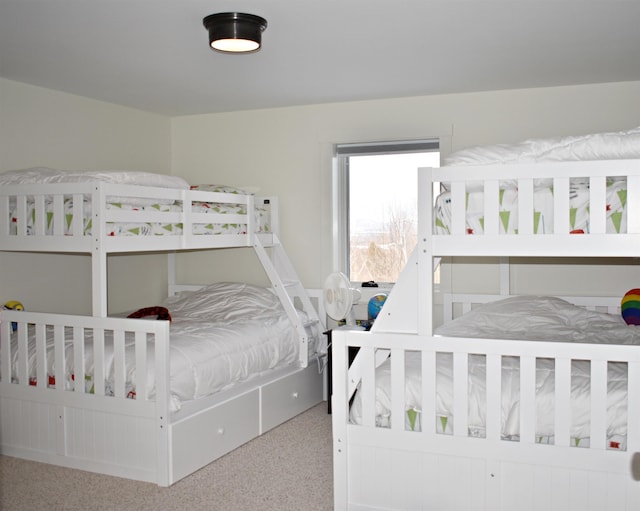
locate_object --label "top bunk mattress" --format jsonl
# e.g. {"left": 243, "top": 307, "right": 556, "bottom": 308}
{"left": 433, "top": 127, "right": 640, "bottom": 237}
{"left": 444, "top": 126, "right": 640, "bottom": 167}
{"left": 0, "top": 168, "right": 272, "bottom": 240}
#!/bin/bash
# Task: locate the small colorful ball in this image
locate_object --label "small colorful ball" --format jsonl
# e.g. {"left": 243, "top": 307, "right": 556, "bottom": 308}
{"left": 367, "top": 293, "right": 388, "bottom": 320}
{"left": 621, "top": 289, "right": 640, "bottom": 325}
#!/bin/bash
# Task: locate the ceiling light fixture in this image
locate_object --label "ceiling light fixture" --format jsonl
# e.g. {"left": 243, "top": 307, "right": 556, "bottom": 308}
{"left": 203, "top": 12, "right": 267, "bottom": 54}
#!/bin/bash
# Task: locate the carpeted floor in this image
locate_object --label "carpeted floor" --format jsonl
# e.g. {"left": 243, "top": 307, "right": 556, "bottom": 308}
{"left": 0, "top": 402, "right": 333, "bottom": 511}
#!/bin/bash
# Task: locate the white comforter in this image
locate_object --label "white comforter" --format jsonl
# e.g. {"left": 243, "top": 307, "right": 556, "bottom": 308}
{"left": 444, "top": 126, "right": 640, "bottom": 166}
{"left": 138, "top": 315, "right": 300, "bottom": 409}
{"left": 350, "top": 296, "right": 640, "bottom": 445}
{"left": 11, "top": 283, "right": 308, "bottom": 412}
{"left": 0, "top": 167, "right": 190, "bottom": 190}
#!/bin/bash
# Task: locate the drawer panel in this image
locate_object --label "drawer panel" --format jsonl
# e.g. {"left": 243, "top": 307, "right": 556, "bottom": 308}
{"left": 171, "top": 389, "right": 259, "bottom": 482}
{"left": 261, "top": 363, "right": 323, "bottom": 433}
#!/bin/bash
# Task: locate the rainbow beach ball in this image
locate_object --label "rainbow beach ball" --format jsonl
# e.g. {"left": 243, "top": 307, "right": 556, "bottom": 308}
{"left": 621, "top": 289, "right": 640, "bottom": 325}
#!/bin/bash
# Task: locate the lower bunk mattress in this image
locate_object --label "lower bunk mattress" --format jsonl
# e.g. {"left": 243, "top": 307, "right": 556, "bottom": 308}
{"left": 5, "top": 283, "right": 317, "bottom": 412}
{"left": 349, "top": 296, "right": 640, "bottom": 450}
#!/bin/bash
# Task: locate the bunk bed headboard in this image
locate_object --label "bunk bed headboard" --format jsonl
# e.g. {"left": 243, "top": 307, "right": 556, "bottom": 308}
{"left": 442, "top": 292, "right": 622, "bottom": 323}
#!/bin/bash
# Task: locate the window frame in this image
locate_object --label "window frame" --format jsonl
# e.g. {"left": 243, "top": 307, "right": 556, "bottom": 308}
{"left": 333, "top": 139, "right": 440, "bottom": 286}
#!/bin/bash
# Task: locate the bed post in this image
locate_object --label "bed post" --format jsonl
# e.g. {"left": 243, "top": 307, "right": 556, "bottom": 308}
{"left": 91, "top": 185, "right": 108, "bottom": 317}
{"left": 371, "top": 167, "right": 435, "bottom": 335}
{"left": 331, "top": 328, "right": 349, "bottom": 510}
{"left": 417, "top": 167, "right": 434, "bottom": 336}
{"left": 167, "top": 252, "right": 177, "bottom": 296}
{"left": 154, "top": 320, "right": 171, "bottom": 486}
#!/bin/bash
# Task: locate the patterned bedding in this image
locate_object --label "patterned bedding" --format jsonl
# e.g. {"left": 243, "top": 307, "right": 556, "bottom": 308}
{"left": 9, "top": 198, "right": 271, "bottom": 236}
{"left": 435, "top": 178, "right": 628, "bottom": 235}
{"left": 1, "top": 168, "right": 271, "bottom": 236}
{"left": 436, "top": 127, "right": 640, "bottom": 235}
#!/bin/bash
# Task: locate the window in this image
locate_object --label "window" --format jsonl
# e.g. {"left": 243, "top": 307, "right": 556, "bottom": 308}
{"left": 334, "top": 139, "right": 440, "bottom": 284}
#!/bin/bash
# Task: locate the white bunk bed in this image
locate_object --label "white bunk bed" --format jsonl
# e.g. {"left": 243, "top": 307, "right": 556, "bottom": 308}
{"left": 0, "top": 169, "right": 325, "bottom": 486}
{"left": 332, "top": 130, "right": 640, "bottom": 510}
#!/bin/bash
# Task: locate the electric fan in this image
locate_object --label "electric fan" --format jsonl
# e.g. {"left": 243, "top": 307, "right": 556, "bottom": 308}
{"left": 323, "top": 272, "right": 362, "bottom": 326}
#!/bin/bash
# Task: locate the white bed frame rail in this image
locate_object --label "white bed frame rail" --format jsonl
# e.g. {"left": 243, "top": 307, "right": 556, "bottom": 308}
{"left": 0, "top": 182, "right": 278, "bottom": 317}
{"left": 0, "top": 305, "right": 324, "bottom": 486}
{"left": 0, "top": 183, "right": 277, "bottom": 251}
{"left": 333, "top": 159, "right": 640, "bottom": 510}
{"left": 0, "top": 181, "right": 325, "bottom": 485}
{"left": 0, "top": 310, "right": 173, "bottom": 485}
{"left": 426, "top": 159, "right": 640, "bottom": 258}
{"left": 332, "top": 327, "right": 640, "bottom": 510}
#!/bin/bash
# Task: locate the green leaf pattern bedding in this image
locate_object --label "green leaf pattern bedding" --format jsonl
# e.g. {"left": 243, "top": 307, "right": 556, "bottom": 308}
{"left": 435, "top": 178, "right": 628, "bottom": 235}
{"left": 10, "top": 195, "right": 271, "bottom": 237}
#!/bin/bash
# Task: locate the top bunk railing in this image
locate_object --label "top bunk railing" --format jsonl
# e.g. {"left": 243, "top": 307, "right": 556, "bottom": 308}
{"left": 0, "top": 182, "right": 278, "bottom": 254}
{"left": 420, "top": 159, "right": 640, "bottom": 258}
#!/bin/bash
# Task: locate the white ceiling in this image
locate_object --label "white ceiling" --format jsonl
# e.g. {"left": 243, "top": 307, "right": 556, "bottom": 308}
{"left": 1, "top": 0, "right": 639, "bottom": 117}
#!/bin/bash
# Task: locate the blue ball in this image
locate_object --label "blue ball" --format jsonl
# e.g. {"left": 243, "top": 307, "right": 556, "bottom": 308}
{"left": 367, "top": 293, "right": 388, "bottom": 320}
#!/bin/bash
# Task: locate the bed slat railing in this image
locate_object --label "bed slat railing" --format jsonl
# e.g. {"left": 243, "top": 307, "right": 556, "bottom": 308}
{"left": 0, "top": 183, "right": 276, "bottom": 254}
{"left": 590, "top": 176, "right": 607, "bottom": 234}
{"left": 485, "top": 353, "right": 501, "bottom": 440}
{"left": 72, "top": 326, "right": 85, "bottom": 392}
{"left": 519, "top": 354, "right": 536, "bottom": 443}
{"left": 553, "top": 177, "right": 570, "bottom": 234}
{"left": 390, "top": 348, "right": 405, "bottom": 431}
{"left": 333, "top": 333, "right": 640, "bottom": 511}
{"left": 0, "top": 309, "right": 170, "bottom": 409}
{"left": 627, "top": 361, "right": 640, "bottom": 454}
{"left": 554, "top": 356, "right": 572, "bottom": 447}
{"left": 628, "top": 174, "right": 640, "bottom": 233}
{"left": 452, "top": 351, "right": 469, "bottom": 436}
{"left": 425, "top": 160, "right": 640, "bottom": 257}
{"left": 334, "top": 330, "right": 640, "bottom": 460}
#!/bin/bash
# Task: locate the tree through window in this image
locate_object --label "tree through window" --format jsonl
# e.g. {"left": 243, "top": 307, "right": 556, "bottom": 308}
{"left": 335, "top": 140, "right": 440, "bottom": 284}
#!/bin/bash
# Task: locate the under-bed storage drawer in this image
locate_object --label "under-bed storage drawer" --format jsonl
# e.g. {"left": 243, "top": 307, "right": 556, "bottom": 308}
{"left": 170, "top": 389, "right": 259, "bottom": 483}
{"left": 261, "top": 363, "right": 323, "bottom": 433}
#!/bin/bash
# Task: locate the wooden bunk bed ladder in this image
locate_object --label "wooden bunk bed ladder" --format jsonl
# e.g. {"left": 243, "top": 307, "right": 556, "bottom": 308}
{"left": 253, "top": 235, "right": 324, "bottom": 367}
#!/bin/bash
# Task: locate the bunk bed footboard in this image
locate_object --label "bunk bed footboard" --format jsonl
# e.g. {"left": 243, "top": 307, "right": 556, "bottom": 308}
{"left": 0, "top": 309, "right": 324, "bottom": 486}
{"left": 332, "top": 329, "right": 640, "bottom": 511}
{"left": 0, "top": 310, "right": 172, "bottom": 485}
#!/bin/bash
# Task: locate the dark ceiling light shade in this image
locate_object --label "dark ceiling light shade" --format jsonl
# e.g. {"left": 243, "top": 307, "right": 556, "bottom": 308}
{"left": 203, "top": 12, "right": 267, "bottom": 54}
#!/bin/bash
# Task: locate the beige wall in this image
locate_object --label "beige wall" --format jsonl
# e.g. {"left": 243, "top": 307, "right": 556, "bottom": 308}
{"left": 3, "top": 77, "right": 640, "bottom": 314}
{"left": 171, "top": 81, "right": 640, "bottom": 298}
{"left": 0, "top": 79, "right": 172, "bottom": 314}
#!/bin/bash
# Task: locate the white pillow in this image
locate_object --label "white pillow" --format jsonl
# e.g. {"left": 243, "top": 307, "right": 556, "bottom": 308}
{"left": 164, "top": 282, "right": 284, "bottom": 323}
{"left": 0, "top": 168, "right": 190, "bottom": 205}
{"left": 444, "top": 126, "right": 640, "bottom": 167}
{"left": 441, "top": 127, "right": 640, "bottom": 191}
{"left": 0, "top": 167, "right": 189, "bottom": 188}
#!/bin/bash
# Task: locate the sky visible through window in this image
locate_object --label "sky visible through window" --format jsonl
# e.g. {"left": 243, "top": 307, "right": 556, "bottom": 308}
{"left": 349, "top": 151, "right": 440, "bottom": 282}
